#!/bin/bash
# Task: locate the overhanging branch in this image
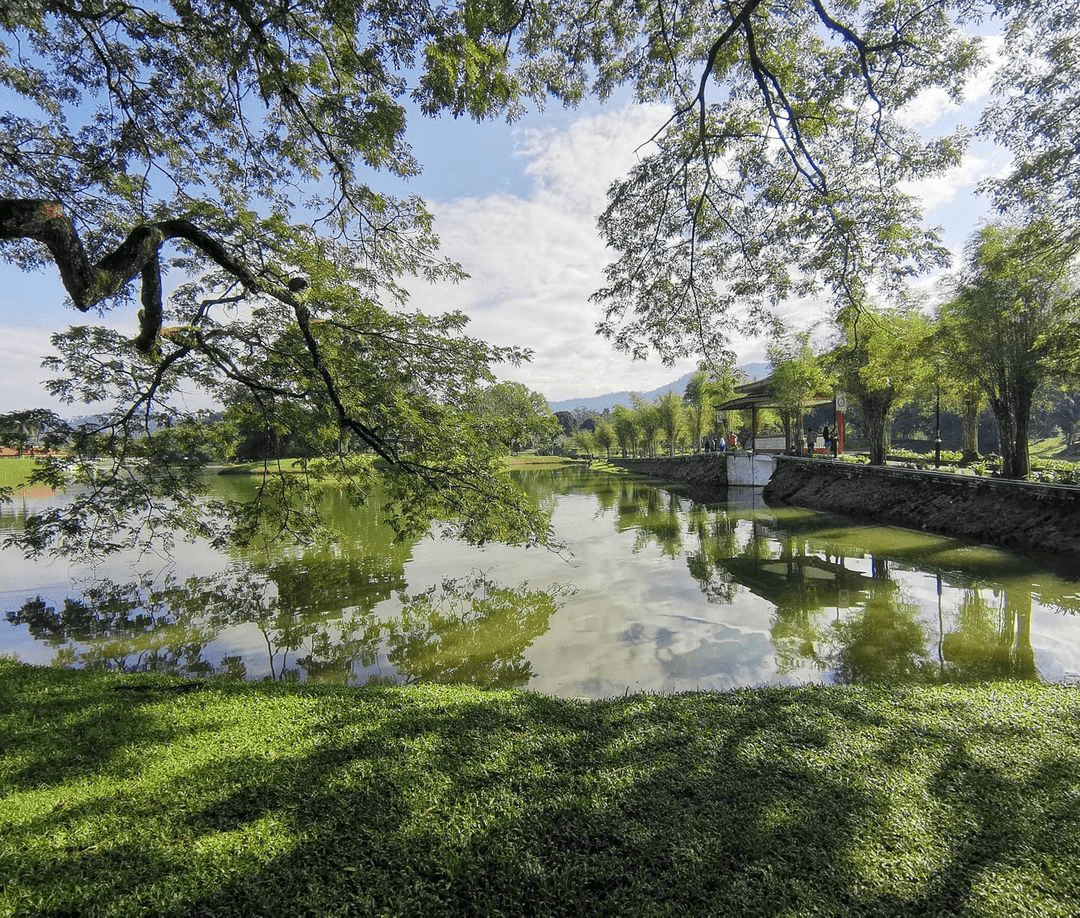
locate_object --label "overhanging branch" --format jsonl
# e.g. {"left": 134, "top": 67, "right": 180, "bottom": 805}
{"left": 0, "top": 198, "right": 270, "bottom": 353}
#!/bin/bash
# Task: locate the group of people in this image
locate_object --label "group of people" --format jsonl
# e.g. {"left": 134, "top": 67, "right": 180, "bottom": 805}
{"left": 704, "top": 426, "right": 837, "bottom": 454}
{"left": 703, "top": 432, "right": 740, "bottom": 453}
{"left": 807, "top": 424, "right": 834, "bottom": 454}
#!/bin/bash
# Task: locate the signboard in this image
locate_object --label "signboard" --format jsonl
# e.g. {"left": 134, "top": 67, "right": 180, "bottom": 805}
{"left": 835, "top": 393, "right": 848, "bottom": 412}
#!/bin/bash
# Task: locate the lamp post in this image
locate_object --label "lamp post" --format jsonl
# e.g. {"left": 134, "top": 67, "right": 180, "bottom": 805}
{"left": 935, "top": 379, "right": 942, "bottom": 468}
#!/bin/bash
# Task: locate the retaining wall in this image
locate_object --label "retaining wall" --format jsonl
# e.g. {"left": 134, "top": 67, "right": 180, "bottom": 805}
{"left": 762, "top": 457, "right": 1080, "bottom": 556}
{"left": 607, "top": 454, "right": 728, "bottom": 493}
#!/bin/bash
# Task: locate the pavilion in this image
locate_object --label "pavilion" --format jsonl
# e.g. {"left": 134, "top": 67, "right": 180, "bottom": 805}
{"left": 715, "top": 374, "right": 839, "bottom": 454}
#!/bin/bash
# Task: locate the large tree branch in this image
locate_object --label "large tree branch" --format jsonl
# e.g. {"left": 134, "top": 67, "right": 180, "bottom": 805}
{"left": 0, "top": 198, "right": 267, "bottom": 352}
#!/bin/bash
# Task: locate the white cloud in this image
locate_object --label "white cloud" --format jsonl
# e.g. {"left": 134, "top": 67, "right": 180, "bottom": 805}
{"left": 0, "top": 325, "right": 61, "bottom": 413}
{"left": 420, "top": 102, "right": 702, "bottom": 402}
{"left": 897, "top": 34, "right": 1005, "bottom": 131}
{"left": 902, "top": 148, "right": 1000, "bottom": 213}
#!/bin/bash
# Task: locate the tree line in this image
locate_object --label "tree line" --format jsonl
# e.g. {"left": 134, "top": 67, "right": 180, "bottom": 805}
{"left": 768, "top": 220, "right": 1080, "bottom": 479}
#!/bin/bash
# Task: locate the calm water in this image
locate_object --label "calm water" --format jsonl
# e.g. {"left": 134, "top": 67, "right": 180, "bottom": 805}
{"left": 2, "top": 467, "right": 1079, "bottom": 698}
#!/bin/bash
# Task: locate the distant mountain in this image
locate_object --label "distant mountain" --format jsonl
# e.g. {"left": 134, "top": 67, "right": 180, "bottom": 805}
{"left": 547, "top": 362, "right": 770, "bottom": 413}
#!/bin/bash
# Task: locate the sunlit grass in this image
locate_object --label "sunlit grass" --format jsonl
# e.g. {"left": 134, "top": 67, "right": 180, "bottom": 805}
{"left": 1031, "top": 435, "right": 1073, "bottom": 459}
{"left": 502, "top": 454, "right": 582, "bottom": 469}
{"left": 215, "top": 458, "right": 309, "bottom": 475}
{"left": 0, "top": 458, "right": 39, "bottom": 491}
{"left": 2, "top": 663, "right": 1079, "bottom": 916}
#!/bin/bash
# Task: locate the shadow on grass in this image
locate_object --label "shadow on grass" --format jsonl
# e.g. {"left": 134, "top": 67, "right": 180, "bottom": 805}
{"left": 2, "top": 665, "right": 1080, "bottom": 916}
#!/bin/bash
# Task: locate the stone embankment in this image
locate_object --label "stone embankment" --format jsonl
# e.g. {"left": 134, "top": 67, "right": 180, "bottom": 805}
{"left": 606, "top": 455, "right": 728, "bottom": 494}
{"left": 605, "top": 454, "right": 1080, "bottom": 556}
{"left": 763, "top": 457, "right": 1080, "bottom": 557}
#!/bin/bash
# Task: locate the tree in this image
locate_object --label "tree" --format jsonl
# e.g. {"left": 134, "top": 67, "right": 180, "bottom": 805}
{"left": 1038, "top": 383, "right": 1080, "bottom": 455}
{"left": 655, "top": 390, "right": 686, "bottom": 457}
{"left": 683, "top": 369, "right": 737, "bottom": 451}
{"left": 939, "top": 222, "right": 1080, "bottom": 480}
{"left": 470, "top": 381, "right": 558, "bottom": 454}
{"left": 591, "top": 2, "right": 977, "bottom": 365}
{"left": 611, "top": 404, "right": 640, "bottom": 458}
{"left": 553, "top": 412, "right": 578, "bottom": 438}
{"left": 593, "top": 421, "right": 616, "bottom": 458}
{"left": 0, "top": 408, "right": 65, "bottom": 452}
{"left": 631, "top": 395, "right": 663, "bottom": 458}
{"left": 933, "top": 352, "right": 987, "bottom": 463}
{"left": 767, "top": 332, "right": 828, "bottom": 454}
{"left": 827, "top": 306, "right": 933, "bottom": 466}
{"left": 570, "top": 428, "right": 596, "bottom": 459}
{"left": 981, "top": 3, "right": 1080, "bottom": 235}
{"left": 0, "top": 2, "right": 993, "bottom": 557}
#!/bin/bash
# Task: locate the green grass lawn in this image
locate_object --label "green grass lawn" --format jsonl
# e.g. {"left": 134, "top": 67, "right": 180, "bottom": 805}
{"left": 0, "top": 458, "right": 39, "bottom": 491}
{"left": 2, "top": 662, "right": 1078, "bottom": 917}
{"left": 502, "top": 454, "right": 582, "bottom": 470}
{"left": 215, "top": 458, "right": 310, "bottom": 475}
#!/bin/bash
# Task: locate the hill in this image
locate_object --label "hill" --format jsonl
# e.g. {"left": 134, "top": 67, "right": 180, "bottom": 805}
{"left": 547, "top": 363, "right": 769, "bottom": 413}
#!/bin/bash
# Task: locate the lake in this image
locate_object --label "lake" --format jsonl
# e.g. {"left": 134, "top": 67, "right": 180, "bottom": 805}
{"left": 3, "top": 466, "right": 1079, "bottom": 698}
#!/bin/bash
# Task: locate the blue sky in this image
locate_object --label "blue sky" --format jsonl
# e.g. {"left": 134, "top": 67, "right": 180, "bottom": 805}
{"left": 0, "top": 41, "right": 1007, "bottom": 414}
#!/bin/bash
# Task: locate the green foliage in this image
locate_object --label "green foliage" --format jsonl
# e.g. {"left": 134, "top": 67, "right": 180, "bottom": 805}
{"left": 768, "top": 331, "right": 829, "bottom": 452}
{"left": 939, "top": 221, "right": 1080, "bottom": 479}
{"left": 683, "top": 369, "right": 737, "bottom": 449}
{"left": 827, "top": 306, "right": 933, "bottom": 466}
{"left": 0, "top": 409, "right": 66, "bottom": 451}
{"left": 4, "top": 662, "right": 1080, "bottom": 915}
{"left": 611, "top": 403, "right": 639, "bottom": 457}
{"left": 630, "top": 394, "right": 663, "bottom": 457}
{"left": 469, "top": 381, "right": 559, "bottom": 454}
{"left": 981, "top": 2, "right": 1080, "bottom": 233}
{"left": 0, "top": 1, "right": 1064, "bottom": 557}
{"left": 768, "top": 333, "right": 827, "bottom": 412}
{"left": 1027, "top": 458, "right": 1080, "bottom": 486}
{"left": 655, "top": 390, "right": 685, "bottom": 456}
{"left": 592, "top": 420, "right": 616, "bottom": 457}
{"left": 592, "top": 1, "right": 975, "bottom": 364}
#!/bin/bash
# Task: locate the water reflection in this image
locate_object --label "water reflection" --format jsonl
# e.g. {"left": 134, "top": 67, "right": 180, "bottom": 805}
{"left": 6, "top": 570, "right": 572, "bottom": 688}
{"left": 2, "top": 468, "right": 1079, "bottom": 695}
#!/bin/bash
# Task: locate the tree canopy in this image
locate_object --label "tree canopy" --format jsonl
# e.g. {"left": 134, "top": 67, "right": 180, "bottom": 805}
{"left": 939, "top": 222, "right": 1080, "bottom": 479}
{"left": 827, "top": 306, "right": 933, "bottom": 466}
{"left": 980, "top": 2, "right": 1080, "bottom": 235}
{"left": 0, "top": 1, "right": 1029, "bottom": 553}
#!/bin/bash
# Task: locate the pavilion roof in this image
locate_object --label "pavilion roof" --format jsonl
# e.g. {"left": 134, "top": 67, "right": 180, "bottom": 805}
{"left": 715, "top": 373, "right": 833, "bottom": 411}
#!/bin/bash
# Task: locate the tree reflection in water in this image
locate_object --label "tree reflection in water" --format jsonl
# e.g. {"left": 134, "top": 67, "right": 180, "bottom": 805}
{"left": 4, "top": 468, "right": 1072, "bottom": 691}
{"left": 6, "top": 570, "right": 573, "bottom": 688}
{"left": 663, "top": 495, "right": 1050, "bottom": 685}
{"left": 829, "top": 557, "right": 932, "bottom": 683}
{"left": 386, "top": 573, "right": 573, "bottom": 689}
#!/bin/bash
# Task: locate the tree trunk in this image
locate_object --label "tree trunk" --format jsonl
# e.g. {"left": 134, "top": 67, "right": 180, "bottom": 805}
{"left": 960, "top": 392, "right": 981, "bottom": 462}
{"left": 862, "top": 394, "right": 892, "bottom": 466}
{"left": 988, "top": 396, "right": 1017, "bottom": 478}
{"left": 995, "top": 383, "right": 1033, "bottom": 479}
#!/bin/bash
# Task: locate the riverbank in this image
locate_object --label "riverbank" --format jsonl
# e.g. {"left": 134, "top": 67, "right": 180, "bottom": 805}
{"left": 2, "top": 662, "right": 1079, "bottom": 917}
{"left": 604, "top": 454, "right": 1080, "bottom": 557}
{"left": 0, "top": 457, "right": 38, "bottom": 491}
{"left": 606, "top": 454, "right": 728, "bottom": 495}
{"left": 764, "top": 457, "right": 1080, "bottom": 557}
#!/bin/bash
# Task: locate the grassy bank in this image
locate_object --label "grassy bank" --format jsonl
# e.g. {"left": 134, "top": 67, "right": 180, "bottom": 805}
{"left": 217, "top": 455, "right": 583, "bottom": 476}
{"left": 2, "top": 663, "right": 1078, "bottom": 916}
{"left": 0, "top": 458, "right": 38, "bottom": 491}
{"left": 502, "top": 454, "right": 583, "bottom": 470}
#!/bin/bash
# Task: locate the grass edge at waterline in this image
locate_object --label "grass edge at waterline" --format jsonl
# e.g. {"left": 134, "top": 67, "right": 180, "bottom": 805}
{"left": 2, "top": 661, "right": 1078, "bottom": 917}
{"left": 0, "top": 458, "right": 40, "bottom": 491}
